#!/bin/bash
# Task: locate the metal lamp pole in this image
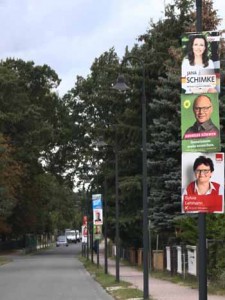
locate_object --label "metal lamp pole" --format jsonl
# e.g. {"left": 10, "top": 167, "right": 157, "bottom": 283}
{"left": 112, "top": 56, "right": 149, "bottom": 299}
{"left": 93, "top": 139, "right": 118, "bottom": 278}
{"left": 104, "top": 178, "right": 108, "bottom": 274}
{"left": 196, "top": 1, "right": 207, "bottom": 299}
{"left": 115, "top": 134, "right": 120, "bottom": 282}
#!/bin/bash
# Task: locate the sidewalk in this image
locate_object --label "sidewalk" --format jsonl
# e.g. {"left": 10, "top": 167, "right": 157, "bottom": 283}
{"left": 93, "top": 246, "right": 225, "bottom": 300}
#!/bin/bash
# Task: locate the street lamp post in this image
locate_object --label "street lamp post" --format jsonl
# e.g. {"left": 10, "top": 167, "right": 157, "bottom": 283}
{"left": 104, "top": 178, "right": 108, "bottom": 274}
{"left": 93, "top": 138, "right": 119, "bottom": 280}
{"left": 112, "top": 56, "right": 149, "bottom": 299}
{"left": 90, "top": 221, "right": 94, "bottom": 263}
{"left": 87, "top": 167, "right": 99, "bottom": 264}
{"left": 114, "top": 134, "right": 120, "bottom": 282}
{"left": 86, "top": 190, "right": 89, "bottom": 261}
{"left": 196, "top": 1, "right": 207, "bottom": 299}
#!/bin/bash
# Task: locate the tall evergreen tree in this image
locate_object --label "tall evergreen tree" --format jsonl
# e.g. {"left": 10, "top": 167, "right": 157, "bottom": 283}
{"left": 133, "top": 0, "right": 223, "bottom": 242}
{"left": 65, "top": 0, "right": 225, "bottom": 248}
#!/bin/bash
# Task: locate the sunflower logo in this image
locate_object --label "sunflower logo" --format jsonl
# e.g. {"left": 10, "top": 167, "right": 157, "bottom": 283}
{"left": 183, "top": 99, "right": 191, "bottom": 109}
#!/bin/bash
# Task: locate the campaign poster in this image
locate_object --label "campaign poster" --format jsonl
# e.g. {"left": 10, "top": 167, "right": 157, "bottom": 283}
{"left": 83, "top": 215, "right": 88, "bottom": 225}
{"left": 93, "top": 225, "right": 102, "bottom": 240}
{"left": 92, "top": 194, "right": 103, "bottom": 225}
{"left": 82, "top": 225, "right": 88, "bottom": 243}
{"left": 181, "top": 152, "right": 224, "bottom": 213}
{"left": 93, "top": 209, "right": 103, "bottom": 225}
{"left": 92, "top": 194, "right": 102, "bottom": 209}
{"left": 181, "top": 31, "right": 220, "bottom": 94}
{"left": 181, "top": 93, "right": 220, "bottom": 152}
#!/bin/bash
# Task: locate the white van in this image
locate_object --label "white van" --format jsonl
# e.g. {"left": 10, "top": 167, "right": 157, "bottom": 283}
{"left": 65, "top": 229, "right": 76, "bottom": 243}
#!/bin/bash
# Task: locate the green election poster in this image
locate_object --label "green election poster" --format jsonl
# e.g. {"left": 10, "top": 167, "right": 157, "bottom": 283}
{"left": 181, "top": 93, "right": 220, "bottom": 152}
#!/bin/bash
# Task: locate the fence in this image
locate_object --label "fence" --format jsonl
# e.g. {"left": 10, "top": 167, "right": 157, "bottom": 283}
{"left": 0, "top": 239, "right": 24, "bottom": 252}
{"left": 105, "top": 240, "right": 225, "bottom": 281}
{"left": 165, "top": 245, "right": 197, "bottom": 278}
{"left": 108, "top": 244, "right": 149, "bottom": 268}
{"left": 108, "top": 243, "right": 197, "bottom": 278}
{"left": 0, "top": 234, "right": 54, "bottom": 253}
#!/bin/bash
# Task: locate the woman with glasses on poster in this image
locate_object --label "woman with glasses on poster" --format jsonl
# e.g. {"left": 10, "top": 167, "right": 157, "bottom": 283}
{"left": 184, "top": 156, "right": 220, "bottom": 196}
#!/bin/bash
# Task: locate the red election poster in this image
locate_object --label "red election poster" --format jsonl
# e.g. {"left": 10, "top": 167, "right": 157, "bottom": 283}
{"left": 182, "top": 152, "right": 224, "bottom": 213}
{"left": 83, "top": 215, "right": 88, "bottom": 225}
{"left": 81, "top": 225, "right": 88, "bottom": 243}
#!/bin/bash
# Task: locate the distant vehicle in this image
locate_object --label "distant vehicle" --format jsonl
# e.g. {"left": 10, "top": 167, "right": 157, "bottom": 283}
{"left": 65, "top": 229, "right": 76, "bottom": 243}
{"left": 56, "top": 235, "right": 68, "bottom": 247}
{"left": 76, "top": 230, "right": 81, "bottom": 242}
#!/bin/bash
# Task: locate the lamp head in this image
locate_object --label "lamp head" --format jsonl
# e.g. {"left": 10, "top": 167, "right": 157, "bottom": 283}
{"left": 112, "top": 74, "right": 130, "bottom": 91}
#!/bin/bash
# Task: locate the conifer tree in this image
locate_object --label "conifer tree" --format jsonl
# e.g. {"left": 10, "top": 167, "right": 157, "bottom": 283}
{"left": 134, "top": 0, "right": 223, "bottom": 242}
{"left": 67, "top": 0, "right": 225, "bottom": 249}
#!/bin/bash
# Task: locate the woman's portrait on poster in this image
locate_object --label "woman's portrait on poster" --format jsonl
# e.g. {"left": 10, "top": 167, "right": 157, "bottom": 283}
{"left": 181, "top": 33, "right": 218, "bottom": 94}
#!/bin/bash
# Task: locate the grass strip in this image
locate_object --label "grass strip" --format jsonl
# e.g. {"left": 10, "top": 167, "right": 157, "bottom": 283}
{"left": 79, "top": 256, "right": 149, "bottom": 299}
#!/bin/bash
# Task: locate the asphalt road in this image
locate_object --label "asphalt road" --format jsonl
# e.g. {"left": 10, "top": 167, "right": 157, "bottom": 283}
{"left": 0, "top": 243, "right": 114, "bottom": 300}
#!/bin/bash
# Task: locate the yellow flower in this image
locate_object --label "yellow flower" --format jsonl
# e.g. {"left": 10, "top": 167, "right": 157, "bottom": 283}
{"left": 183, "top": 100, "right": 191, "bottom": 109}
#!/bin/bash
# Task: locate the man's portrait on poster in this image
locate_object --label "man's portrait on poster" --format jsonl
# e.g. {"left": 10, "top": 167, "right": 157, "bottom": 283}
{"left": 95, "top": 211, "right": 102, "bottom": 222}
{"left": 95, "top": 225, "right": 101, "bottom": 234}
{"left": 183, "top": 94, "right": 219, "bottom": 139}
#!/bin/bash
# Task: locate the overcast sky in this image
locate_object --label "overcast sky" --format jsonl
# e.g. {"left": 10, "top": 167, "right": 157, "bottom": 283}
{"left": 0, "top": 0, "right": 224, "bottom": 96}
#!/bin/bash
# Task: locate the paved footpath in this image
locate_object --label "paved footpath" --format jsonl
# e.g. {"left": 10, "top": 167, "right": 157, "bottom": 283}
{"left": 93, "top": 247, "right": 225, "bottom": 300}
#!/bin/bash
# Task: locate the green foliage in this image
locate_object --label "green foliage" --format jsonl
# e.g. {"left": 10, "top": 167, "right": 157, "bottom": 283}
{"left": 63, "top": 48, "right": 145, "bottom": 247}
{"left": 62, "top": 0, "right": 225, "bottom": 248}
{"left": 173, "top": 215, "right": 198, "bottom": 244}
{"left": 138, "top": 0, "right": 187, "bottom": 237}
{"left": 0, "top": 134, "right": 23, "bottom": 233}
{"left": 1, "top": 1, "right": 224, "bottom": 259}
{"left": 138, "top": 0, "right": 223, "bottom": 242}
{"left": 0, "top": 58, "right": 81, "bottom": 237}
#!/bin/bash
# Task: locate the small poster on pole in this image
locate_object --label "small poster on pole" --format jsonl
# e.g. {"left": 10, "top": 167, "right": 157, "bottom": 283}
{"left": 181, "top": 31, "right": 220, "bottom": 94}
{"left": 181, "top": 93, "right": 220, "bottom": 152}
{"left": 93, "top": 225, "right": 102, "bottom": 240}
{"left": 92, "top": 194, "right": 103, "bottom": 225}
{"left": 81, "top": 225, "right": 88, "bottom": 243}
{"left": 182, "top": 152, "right": 224, "bottom": 213}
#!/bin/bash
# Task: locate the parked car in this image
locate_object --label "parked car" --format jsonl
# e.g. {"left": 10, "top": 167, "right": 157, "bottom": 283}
{"left": 56, "top": 235, "right": 68, "bottom": 247}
